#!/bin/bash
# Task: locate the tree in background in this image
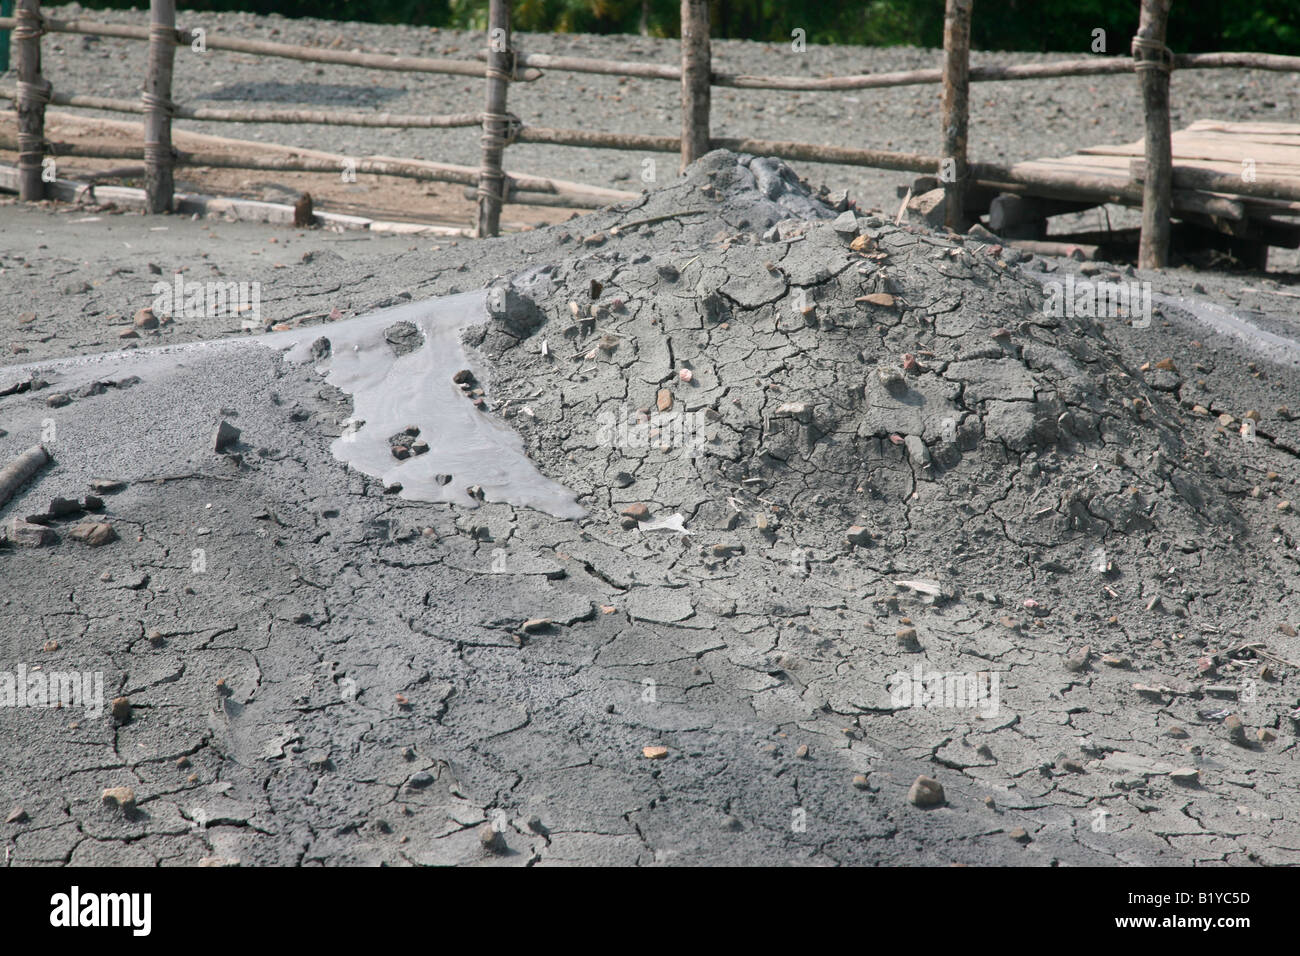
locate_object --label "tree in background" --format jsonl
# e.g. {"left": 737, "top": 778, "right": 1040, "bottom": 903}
{"left": 49, "top": 0, "right": 1300, "bottom": 53}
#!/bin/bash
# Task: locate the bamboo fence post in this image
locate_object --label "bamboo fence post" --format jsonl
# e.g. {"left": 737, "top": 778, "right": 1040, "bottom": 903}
{"left": 1134, "top": 0, "right": 1174, "bottom": 268}
{"left": 143, "top": 0, "right": 176, "bottom": 213}
{"left": 14, "top": 0, "right": 49, "bottom": 201}
{"left": 940, "top": 0, "right": 973, "bottom": 231}
{"left": 475, "top": 0, "right": 511, "bottom": 239}
{"left": 679, "top": 0, "right": 710, "bottom": 170}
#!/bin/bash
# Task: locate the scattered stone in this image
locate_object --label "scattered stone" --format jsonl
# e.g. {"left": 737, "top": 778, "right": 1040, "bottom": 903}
{"left": 110, "top": 697, "right": 132, "bottom": 724}
{"left": 47, "top": 496, "right": 82, "bottom": 518}
{"left": 851, "top": 774, "right": 871, "bottom": 791}
{"left": 90, "top": 479, "right": 126, "bottom": 494}
{"left": 896, "top": 626, "right": 921, "bottom": 651}
{"left": 907, "top": 775, "right": 945, "bottom": 808}
{"left": 1169, "top": 768, "right": 1200, "bottom": 785}
{"left": 1008, "top": 827, "right": 1031, "bottom": 844}
{"left": 622, "top": 502, "right": 650, "bottom": 522}
{"left": 67, "top": 522, "right": 117, "bottom": 547}
{"left": 476, "top": 822, "right": 507, "bottom": 853}
{"left": 521, "top": 618, "right": 552, "bottom": 633}
{"left": 133, "top": 308, "right": 159, "bottom": 330}
{"left": 845, "top": 525, "right": 872, "bottom": 546}
{"left": 212, "top": 419, "right": 241, "bottom": 453}
{"left": 656, "top": 388, "right": 673, "bottom": 412}
{"left": 831, "top": 210, "right": 859, "bottom": 236}
{"left": 1223, "top": 714, "right": 1247, "bottom": 746}
{"left": 100, "top": 787, "right": 136, "bottom": 812}
{"left": 5, "top": 807, "right": 28, "bottom": 824}
{"left": 1257, "top": 728, "right": 1277, "bottom": 743}
{"left": 642, "top": 745, "right": 669, "bottom": 760}
{"left": 1064, "top": 645, "right": 1092, "bottom": 673}
{"left": 6, "top": 518, "right": 55, "bottom": 547}
{"left": 857, "top": 292, "right": 896, "bottom": 308}
{"left": 45, "top": 393, "right": 71, "bottom": 408}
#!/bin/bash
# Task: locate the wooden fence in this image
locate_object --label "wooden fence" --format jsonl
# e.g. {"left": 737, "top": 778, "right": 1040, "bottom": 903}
{"left": 4, "top": 0, "right": 1300, "bottom": 264}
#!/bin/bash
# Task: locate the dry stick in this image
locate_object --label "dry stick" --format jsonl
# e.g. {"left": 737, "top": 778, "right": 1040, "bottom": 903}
{"left": 143, "top": 0, "right": 175, "bottom": 213}
{"left": 13, "top": 0, "right": 46, "bottom": 200}
{"left": 940, "top": 0, "right": 973, "bottom": 231}
{"left": 1135, "top": 0, "right": 1174, "bottom": 268}
{"left": 0, "top": 14, "right": 543, "bottom": 80}
{"left": 679, "top": 0, "right": 710, "bottom": 171}
{"left": 608, "top": 209, "right": 707, "bottom": 234}
{"left": 475, "top": 0, "right": 510, "bottom": 239}
{"left": 0, "top": 444, "right": 49, "bottom": 513}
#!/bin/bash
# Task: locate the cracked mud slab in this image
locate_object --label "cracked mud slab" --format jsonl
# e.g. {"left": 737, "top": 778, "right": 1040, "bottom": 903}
{"left": 1, "top": 151, "right": 1299, "bottom": 867}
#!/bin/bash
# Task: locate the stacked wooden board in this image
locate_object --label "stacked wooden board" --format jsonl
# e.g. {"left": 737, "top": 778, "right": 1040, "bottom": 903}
{"left": 971, "top": 120, "right": 1300, "bottom": 254}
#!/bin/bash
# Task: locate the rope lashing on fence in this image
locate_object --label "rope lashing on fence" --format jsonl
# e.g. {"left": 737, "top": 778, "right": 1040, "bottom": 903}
{"left": 13, "top": 4, "right": 51, "bottom": 177}
{"left": 476, "top": 54, "right": 517, "bottom": 207}
{"left": 1131, "top": 36, "right": 1175, "bottom": 73}
{"left": 142, "top": 20, "right": 177, "bottom": 177}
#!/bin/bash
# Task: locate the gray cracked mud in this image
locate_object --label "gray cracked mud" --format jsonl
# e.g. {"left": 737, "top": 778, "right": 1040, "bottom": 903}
{"left": 1, "top": 150, "right": 1298, "bottom": 867}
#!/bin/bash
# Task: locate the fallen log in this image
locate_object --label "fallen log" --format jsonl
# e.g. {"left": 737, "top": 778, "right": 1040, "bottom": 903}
{"left": 0, "top": 444, "right": 49, "bottom": 513}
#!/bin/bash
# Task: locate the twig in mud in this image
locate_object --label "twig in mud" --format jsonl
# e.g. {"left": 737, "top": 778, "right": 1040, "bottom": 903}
{"left": 609, "top": 210, "right": 707, "bottom": 235}
{"left": 1232, "top": 641, "right": 1300, "bottom": 670}
{"left": 895, "top": 187, "right": 912, "bottom": 226}
{"left": 141, "top": 472, "right": 241, "bottom": 483}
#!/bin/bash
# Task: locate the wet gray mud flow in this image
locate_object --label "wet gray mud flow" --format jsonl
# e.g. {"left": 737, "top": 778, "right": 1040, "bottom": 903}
{"left": 1, "top": 152, "right": 1298, "bottom": 866}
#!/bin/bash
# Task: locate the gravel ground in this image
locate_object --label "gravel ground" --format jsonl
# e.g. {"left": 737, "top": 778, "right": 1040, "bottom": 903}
{"left": 9, "top": 4, "right": 1300, "bottom": 269}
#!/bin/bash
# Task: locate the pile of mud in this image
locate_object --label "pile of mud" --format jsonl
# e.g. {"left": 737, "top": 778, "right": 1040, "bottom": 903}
{"left": 474, "top": 151, "right": 1288, "bottom": 624}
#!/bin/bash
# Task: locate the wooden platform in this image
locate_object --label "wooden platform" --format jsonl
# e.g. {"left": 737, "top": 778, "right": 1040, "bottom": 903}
{"left": 969, "top": 120, "right": 1300, "bottom": 263}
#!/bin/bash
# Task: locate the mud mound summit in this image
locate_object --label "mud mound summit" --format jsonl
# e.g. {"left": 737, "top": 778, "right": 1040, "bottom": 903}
{"left": 473, "top": 151, "right": 1263, "bottom": 606}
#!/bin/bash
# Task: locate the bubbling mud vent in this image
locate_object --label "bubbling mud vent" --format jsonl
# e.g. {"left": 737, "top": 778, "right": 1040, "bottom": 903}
{"left": 2, "top": 150, "right": 1298, "bottom": 866}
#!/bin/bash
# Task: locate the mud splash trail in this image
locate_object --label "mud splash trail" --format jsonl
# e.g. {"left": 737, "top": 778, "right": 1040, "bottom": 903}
{"left": 0, "top": 292, "right": 584, "bottom": 519}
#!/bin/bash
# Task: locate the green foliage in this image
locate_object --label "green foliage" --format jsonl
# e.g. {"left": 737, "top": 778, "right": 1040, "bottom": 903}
{"left": 58, "top": 1, "right": 1300, "bottom": 53}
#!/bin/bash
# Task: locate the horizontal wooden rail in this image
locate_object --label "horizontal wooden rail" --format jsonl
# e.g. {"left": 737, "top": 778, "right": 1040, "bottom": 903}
{"left": 0, "top": 87, "right": 481, "bottom": 127}
{"left": 7, "top": 16, "right": 1295, "bottom": 92}
{"left": 0, "top": 15, "right": 542, "bottom": 80}
{"left": 0, "top": 112, "right": 640, "bottom": 206}
{"left": 477, "top": 48, "right": 1300, "bottom": 91}
{"left": 517, "top": 124, "right": 941, "bottom": 173}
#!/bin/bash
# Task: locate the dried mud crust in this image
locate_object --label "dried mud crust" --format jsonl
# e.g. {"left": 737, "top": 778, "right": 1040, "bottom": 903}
{"left": 0, "top": 152, "right": 1298, "bottom": 867}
